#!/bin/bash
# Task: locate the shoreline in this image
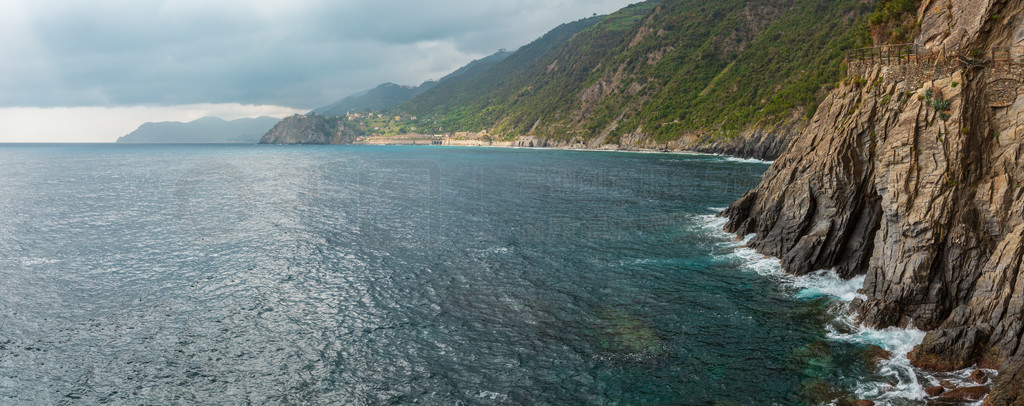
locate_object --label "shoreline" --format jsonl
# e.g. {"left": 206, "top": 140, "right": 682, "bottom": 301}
{"left": 348, "top": 140, "right": 777, "bottom": 164}
{"left": 351, "top": 129, "right": 792, "bottom": 162}
{"left": 0, "top": 141, "right": 773, "bottom": 164}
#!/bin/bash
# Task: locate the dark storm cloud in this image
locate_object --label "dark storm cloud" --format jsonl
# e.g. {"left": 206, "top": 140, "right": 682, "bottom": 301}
{"left": 0, "top": 0, "right": 636, "bottom": 109}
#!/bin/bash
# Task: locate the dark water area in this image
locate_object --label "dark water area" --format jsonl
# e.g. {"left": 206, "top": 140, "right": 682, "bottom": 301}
{"left": 0, "top": 144, "right": 910, "bottom": 404}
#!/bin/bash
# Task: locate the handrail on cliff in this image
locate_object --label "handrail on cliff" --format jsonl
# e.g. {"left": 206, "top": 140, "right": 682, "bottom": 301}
{"left": 845, "top": 44, "right": 922, "bottom": 64}
{"left": 847, "top": 44, "right": 1024, "bottom": 68}
{"left": 992, "top": 46, "right": 1024, "bottom": 63}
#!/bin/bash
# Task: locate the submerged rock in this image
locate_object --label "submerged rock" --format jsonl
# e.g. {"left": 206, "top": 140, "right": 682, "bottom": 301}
{"left": 798, "top": 379, "right": 855, "bottom": 405}
{"left": 861, "top": 345, "right": 894, "bottom": 369}
{"left": 970, "top": 369, "right": 990, "bottom": 385}
{"left": 924, "top": 385, "right": 946, "bottom": 397}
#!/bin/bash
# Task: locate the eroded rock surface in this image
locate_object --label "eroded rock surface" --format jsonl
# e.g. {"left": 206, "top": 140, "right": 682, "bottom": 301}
{"left": 722, "top": 0, "right": 1024, "bottom": 402}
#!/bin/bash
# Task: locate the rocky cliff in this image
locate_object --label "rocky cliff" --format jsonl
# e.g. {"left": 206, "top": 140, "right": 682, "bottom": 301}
{"left": 258, "top": 114, "right": 359, "bottom": 145}
{"left": 722, "top": 0, "right": 1024, "bottom": 403}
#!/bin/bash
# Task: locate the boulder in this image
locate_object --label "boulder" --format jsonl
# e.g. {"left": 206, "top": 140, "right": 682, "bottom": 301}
{"left": 969, "top": 369, "right": 989, "bottom": 385}
{"left": 940, "top": 386, "right": 990, "bottom": 402}
{"left": 924, "top": 385, "right": 945, "bottom": 397}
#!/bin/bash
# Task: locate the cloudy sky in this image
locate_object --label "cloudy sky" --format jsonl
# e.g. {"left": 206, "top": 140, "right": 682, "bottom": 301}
{"left": 0, "top": 0, "right": 637, "bottom": 142}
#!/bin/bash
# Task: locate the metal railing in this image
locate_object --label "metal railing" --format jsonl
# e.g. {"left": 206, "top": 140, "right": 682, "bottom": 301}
{"left": 845, "top": 44, "right": 922, "bottom": 64}
{"left": 848, "top": 44, "right": 1024, "bottom": 66}
{"left": 992, "top": 46, "right": 1024, "bottom": 63}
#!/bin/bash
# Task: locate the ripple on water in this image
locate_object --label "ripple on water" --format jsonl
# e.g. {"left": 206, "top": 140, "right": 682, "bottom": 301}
{"left": 0, "top": 145, "right": 853, "bottom": 404}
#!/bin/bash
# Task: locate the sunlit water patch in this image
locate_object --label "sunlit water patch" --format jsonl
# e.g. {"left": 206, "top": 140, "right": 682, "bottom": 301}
{"left": 0, "top": 144, "right": 947, "bottom": 405}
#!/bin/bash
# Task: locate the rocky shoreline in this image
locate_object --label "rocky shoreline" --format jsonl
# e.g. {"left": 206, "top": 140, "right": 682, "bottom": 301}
{"left": 258, "top": 111, "right": 803, "bottom": 162}
{"left": 721, "top": 0, "right": 1024, "bottom": 404}
{"left": 263, "top": 126, "right": 799, "bottom": 161}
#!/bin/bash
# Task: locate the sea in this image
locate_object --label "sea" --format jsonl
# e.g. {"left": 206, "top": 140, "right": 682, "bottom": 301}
{"left": 0, "top": 144, "right": 983, "bottom": 405}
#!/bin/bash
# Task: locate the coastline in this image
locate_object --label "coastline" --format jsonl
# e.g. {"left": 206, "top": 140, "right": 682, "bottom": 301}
{"left": 349, "top": 138, "right": 777, "bottom": 163}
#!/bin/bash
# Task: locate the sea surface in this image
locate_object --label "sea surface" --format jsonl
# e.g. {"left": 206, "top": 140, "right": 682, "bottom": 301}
{"left": 0, "top": 144, "right": 953, "bottom": 405}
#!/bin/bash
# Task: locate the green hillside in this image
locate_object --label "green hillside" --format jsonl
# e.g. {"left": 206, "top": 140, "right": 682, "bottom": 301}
{"left": 313, "top": 51, "right": 513, "bottom": 116}
{"left": 398, "top": 0, "right": 876, "bottom": 144}
{"left": 313, "top": 83, "right": 432, "bottom": 116}
{"left": 400, "top": 14, "right": 610, "bottom": 130}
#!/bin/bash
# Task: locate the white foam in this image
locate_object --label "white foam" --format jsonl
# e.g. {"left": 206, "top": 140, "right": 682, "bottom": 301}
{"left": 828, "top": 323, "right": 930, "bottom": 402}
{"left": 474, "top": 390, "right": 508, "bottom": 401}
{"left": 733, "top": 245, "right": 785, "bottom": 278}
{"left": 19, "top": 257, "right": 60, "bottom": 266}
{"left": 721, "top": 155, "right": 774, "bottom": 164}
{"left": 793, "top": 270, "right": 867, "bottom": 303}
{"left": 694, "top": 212, "right": 785, "bottom": 278}
{"left": 696, "top": 214, "right": 728, "bottom": 233}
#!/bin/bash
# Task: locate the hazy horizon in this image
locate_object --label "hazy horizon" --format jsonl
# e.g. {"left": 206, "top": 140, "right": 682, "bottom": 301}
{"left": 0, "top": 0, "right": 637, "bottom": 142}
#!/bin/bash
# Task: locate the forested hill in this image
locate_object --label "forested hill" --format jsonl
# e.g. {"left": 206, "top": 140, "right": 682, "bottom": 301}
{"left": 397, "top": 0, "right": 876, "bottom": 151}
{"left": 313, "top": 83, "right": 433, "bottom": 116}
{"left": 312, "top": 51, "right": 514, "bottom": 116}
{"left": 399, "top": 14, "right": 607, "bottom": 126}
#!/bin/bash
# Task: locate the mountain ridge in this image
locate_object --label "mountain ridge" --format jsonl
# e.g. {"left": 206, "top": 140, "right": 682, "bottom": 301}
{"left": 117, "top": 116, "right": 280, "bottom": 143}
{"left": 311, "top": 51, "right": 514, "bottom": 116}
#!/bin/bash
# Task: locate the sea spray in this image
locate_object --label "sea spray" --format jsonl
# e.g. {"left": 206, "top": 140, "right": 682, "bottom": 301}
{"left": 720, "top": 155, "right": 774, "bottom": 165}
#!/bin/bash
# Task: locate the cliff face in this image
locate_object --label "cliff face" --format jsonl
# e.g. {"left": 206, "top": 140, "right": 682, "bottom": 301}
{"left": 259, "top": 114, "right": 359, "bottom": 145}
{"left": 722, "top": 0, "right": 1024, "bottom": 403}
{"left": 669, "top": 116, "right": 804, "bottom": 160}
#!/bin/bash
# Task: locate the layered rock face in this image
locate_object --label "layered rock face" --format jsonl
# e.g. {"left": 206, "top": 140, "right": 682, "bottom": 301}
{"left": 722, "top": 0, "right": 1024, "bottom": 403}
{"left": 259, "top": 114, "right": 358, "bottom": 144}
{"left": 681, "top": 119, "right": 803, "bottom": 161}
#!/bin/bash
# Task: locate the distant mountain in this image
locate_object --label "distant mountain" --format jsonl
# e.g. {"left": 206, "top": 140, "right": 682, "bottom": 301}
{"left": 312, "top": 50, "right": 513, "bottom": 116}
{"left": 116, "top": 116, "right": 281, "bottom": 143}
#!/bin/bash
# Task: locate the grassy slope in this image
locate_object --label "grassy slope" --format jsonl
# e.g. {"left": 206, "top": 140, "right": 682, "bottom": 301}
{"left": 315, "top": 52, "right": 513, "bottom": 116}
{"left": 399, "top": 0, "right": 875, "bottom": 144}
{"left": 400, "top": 14, "right": 613, "bottom": 132}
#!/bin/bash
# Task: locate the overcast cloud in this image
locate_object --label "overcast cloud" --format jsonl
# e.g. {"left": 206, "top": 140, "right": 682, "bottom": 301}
{"left": 1, "top": 0, "right": 638, "bottom": 110}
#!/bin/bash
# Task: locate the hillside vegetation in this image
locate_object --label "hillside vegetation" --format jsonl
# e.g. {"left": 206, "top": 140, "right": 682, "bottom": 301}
{"left": 313, "top": 51, "right": 513, "bottom": 116}
{"left": 397, "top": 0, "right": 877, "bottom": 145}
{"left": 313, "top": 83, "right": 434, "bottom": 116}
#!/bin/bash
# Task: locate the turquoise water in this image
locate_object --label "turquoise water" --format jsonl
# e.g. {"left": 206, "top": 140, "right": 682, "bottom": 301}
{"left": 0, "top": 144, "right": 920, "bottom": 404}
